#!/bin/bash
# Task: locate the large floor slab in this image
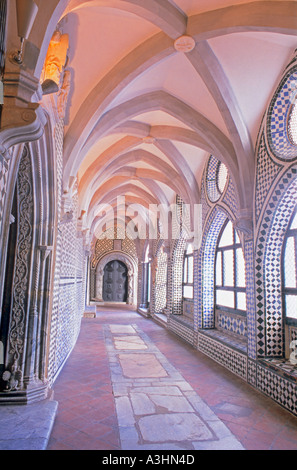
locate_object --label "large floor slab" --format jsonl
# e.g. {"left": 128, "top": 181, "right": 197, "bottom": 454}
{"left": 104, "top": 323, "right": 245, "bottom": 450}
{"left": 0, "top": 399, "right": 58, "bottom": 450}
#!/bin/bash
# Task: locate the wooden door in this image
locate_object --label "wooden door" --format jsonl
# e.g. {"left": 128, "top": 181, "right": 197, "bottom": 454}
{"left": 103, "top": 260, "right": 128, "bottom": 302}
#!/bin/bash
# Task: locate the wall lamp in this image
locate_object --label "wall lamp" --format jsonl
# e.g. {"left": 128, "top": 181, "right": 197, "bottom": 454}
{"left": 11, "top": 0, "right": 38, "bottom": 65}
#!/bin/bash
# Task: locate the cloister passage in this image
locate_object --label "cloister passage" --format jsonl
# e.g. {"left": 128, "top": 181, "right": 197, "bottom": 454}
{"left": 46, "top": 306, "right": 297, "bottom": 451}
{"left": 1, "top": 0, "right": 297, "bottom": 451}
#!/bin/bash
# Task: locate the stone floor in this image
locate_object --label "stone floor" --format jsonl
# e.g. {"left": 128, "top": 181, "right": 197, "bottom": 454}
{"left": 0, "top": 399, "right": 57, "bottom": 450}
{"left": 47, "top": 306, "right": 297, "bottom": 450}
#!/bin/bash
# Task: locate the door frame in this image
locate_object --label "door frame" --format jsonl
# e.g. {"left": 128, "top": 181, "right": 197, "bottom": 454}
{"left": 95, "top": 252, "right": 137, "bottom": 306}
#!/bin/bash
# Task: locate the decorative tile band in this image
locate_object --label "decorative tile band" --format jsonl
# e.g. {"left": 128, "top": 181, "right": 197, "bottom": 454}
{"left": 247, "top": 359, "right": 257, "bottom": 388}
{"left": 168, "top": 316, "right": 196, "bottom": 347}
{"left": 255, "top": 132, "right": 282, "bottom": 224}
{"left": 215, "top": 310, "right": 247, "bottom": 338}
{"left": 183, "top": 300, "right": 194, "bottom": 319}
{"left": 257, "top": 364, "right": 297, "bottom": 415}
{"left": 244, "top": 239, "right": 257, "bottom": 360}
{"left": 197, "top": 331, "right": 247, "bottom": 381}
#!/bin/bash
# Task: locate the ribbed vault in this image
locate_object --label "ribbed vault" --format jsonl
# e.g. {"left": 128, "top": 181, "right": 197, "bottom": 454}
{"left": 26, "top": 0, "right": 297, "bottom": 246}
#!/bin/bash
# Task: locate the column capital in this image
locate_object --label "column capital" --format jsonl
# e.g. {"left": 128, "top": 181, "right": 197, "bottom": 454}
{"left": 234, "top": 209, "right": 253, "bottom": 240}
{"left": 38, "top": 245, "right": 53, "bottom": 262}
{"left": 0, "top": 68, "right": 45, "bottom": 149}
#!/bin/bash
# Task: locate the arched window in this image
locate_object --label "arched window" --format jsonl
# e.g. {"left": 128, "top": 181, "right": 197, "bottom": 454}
{"left": 206, "top": 156, "right": 228, "bottom": 203}
{"left": 183, "top": 244, "right": 193, "bottom": 299}
{"left": 288, "top": 97, "right": 297, "bottom": 146}
{"left": 215, "top": 220, "right": 246, "bottom": 312}
{"left": 282, "top": 207, "right": 297, "bottom": 323}
{"left": 267, "top": 67, "right": 297, "bottom": 160}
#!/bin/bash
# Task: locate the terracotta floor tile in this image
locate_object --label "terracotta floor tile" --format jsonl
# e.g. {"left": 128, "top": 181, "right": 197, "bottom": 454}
{"left": 80, "top": 421, "right": 114, "bottom": 438}
{"left": 50, "top": 422, "right": 79, "bottom": 441}
{"left": 83, "top": 406, "right": 116, "bottom": 423}
{"left": 47, "top": 439, "right": 76, "bottom": 450}
{"left": 65, "top": 415, "right": 93, "bottom": 431}
{"left": 271, "top": 437, "right": 297, "bottom": 450}
{"left": 100, "top": 430, "right": 121, "bottom": 448}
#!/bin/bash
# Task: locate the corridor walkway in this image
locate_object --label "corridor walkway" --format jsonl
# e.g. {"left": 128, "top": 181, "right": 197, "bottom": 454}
{"left": 47, "top": 307, "right": 297, "bottom": 450}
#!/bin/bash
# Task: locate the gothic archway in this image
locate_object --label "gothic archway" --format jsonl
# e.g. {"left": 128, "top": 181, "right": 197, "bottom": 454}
{"left": 255, "top": 167, "right": 297, "bottom": 358}
{"left": 95, "top": 252, "right": 137, "bottom": 306}
{"left": 198, "top": 207, "right": 228, "bottom": 328}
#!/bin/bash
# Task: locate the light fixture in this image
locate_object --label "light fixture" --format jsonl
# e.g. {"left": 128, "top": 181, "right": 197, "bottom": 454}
{"left": 11, "top": 0, "right": 38, "bottom": 65}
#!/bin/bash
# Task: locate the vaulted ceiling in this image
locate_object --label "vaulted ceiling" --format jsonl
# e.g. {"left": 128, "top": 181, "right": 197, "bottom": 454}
{"left": 37, "top": 1, "right": 297, "bottom": 241}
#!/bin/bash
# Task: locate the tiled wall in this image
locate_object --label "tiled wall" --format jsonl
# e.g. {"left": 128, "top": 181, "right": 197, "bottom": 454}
{"left": 254, "top": 56, "right": 297, "bottom": 362}
{"left": 168, "top": 315, "right": 196, "bottom": 346}
{"left": 183, "top": 300, "right": 194, "bottom": 319}
{"left": 198, "top": 332, "right": 247, "bottom": 381}
{"left": 154, "top": 246, "right": 167, "bottom": 314}
{"left": 215, "top": 310, "right": 247, "bottom": 338}
{"left": 47, "top": 119, "right": 87, "bottom": 384}
{"left": 257, "top": 364, "right": 297, "bottom": 416}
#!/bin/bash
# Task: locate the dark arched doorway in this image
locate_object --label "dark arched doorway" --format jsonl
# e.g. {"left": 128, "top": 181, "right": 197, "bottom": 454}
{"left": 103, "top": 260, "right": 128, "bottom": 302}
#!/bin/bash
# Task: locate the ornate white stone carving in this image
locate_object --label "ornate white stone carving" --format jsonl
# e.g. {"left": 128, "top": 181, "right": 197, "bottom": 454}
{"left": 234, "top": 210, "right": 253, "bottom": 239}
{"left": 3, "top": 146, "right": 33, "bottom": 391}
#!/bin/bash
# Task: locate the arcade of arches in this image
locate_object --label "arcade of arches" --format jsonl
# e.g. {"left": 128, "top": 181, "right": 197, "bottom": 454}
{"left": 1, "top": 0, "right": 297, "bottom": 451}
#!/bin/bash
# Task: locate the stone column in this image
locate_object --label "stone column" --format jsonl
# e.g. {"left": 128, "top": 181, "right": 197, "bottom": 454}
{"left": 95, "top": 265, "right": 104, "bottom": 301}
{"left": 34, "top": 246, "right": 52, "bottom": 381}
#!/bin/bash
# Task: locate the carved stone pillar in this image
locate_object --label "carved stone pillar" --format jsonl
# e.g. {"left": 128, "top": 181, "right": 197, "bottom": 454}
{"left": 89, "top": 266, "right": 96, "bottom": 301}
{"left": 35, "top": 246, "right": 52, "bottom": 381}
{"left": 127, "top": 268, "right": 133, "bottom": 305}
{"left": 234, "top": 210, "right": 256, "bottom": 361}
{"left": 140, "top": 262, "right": 148, "bottom": 309}
{"left": 95, "top": 266, "right": 104, "bottom": 301}
{"left": 0, "top": 147, "right": 49, "bottom": 403}
{"left": 4, "top": 148, "right": 34, "bottom": 393}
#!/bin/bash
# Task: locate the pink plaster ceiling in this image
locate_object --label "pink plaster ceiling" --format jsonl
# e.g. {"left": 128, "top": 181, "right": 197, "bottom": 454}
{"left": 59, "top": 5, "right": 159, "bottom": 129}
{"left": 37, "top": 0, "right": 297, "bottom": 239}
{"left": 170, "top": 0, "right": 258, "bottom": 15}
